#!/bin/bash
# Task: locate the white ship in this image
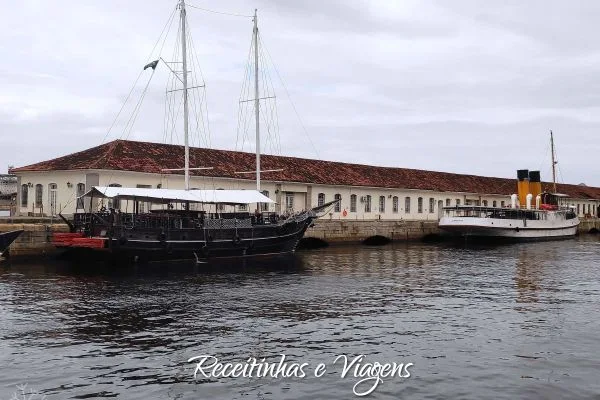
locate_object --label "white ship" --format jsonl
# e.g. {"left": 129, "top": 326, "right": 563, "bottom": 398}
{"left": 439, "top": 132, "right": 580, "bottom": 241}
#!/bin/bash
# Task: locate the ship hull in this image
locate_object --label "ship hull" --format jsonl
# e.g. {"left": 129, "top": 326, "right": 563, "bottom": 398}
{"left": 0, "top": 230, "right": 23, "bottom": 255}
{"left": 439, "top": 216, "right": 579, "bottom": 241}
{"left": 56, "top": 215, "right": 314, "bottom": 265}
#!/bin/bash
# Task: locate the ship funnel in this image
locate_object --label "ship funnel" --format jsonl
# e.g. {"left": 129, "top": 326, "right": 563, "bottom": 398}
{"left": 529, "top": 170, "right": 542, "bottom": 202}
{"left": 517, "top": 169, "right": 530, "bottom": 207}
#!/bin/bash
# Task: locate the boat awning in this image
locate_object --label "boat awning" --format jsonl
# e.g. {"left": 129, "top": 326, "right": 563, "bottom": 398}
{"left": 83, "top": 187, "right": 274, "bottom": 205}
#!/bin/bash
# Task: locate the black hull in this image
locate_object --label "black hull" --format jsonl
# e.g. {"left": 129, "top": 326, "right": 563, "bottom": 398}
{"left": 0, "top": 230, "right": 23, "bottom": 255}
{"left": 60, "top": 215, "right": 314, "bottom": 266}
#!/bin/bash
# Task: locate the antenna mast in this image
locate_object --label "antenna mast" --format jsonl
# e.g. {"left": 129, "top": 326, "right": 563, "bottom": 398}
{"left": 253, "top": 9, "right": 261, "bottom": 191}
{"left": 550, "top": 130, "right": 557, "bottom": 193}
{"left": 180, "top": 0, "right": 190, "bottom": 190}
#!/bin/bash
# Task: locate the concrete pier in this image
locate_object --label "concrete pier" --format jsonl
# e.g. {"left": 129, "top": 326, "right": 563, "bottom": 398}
{"left": 1, "top": 217, "right": 598, "bottom": 258}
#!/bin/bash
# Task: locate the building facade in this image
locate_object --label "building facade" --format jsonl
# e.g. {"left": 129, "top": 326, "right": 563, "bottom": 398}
{"left": 10, "top": 140, "right": 600, "bottom": 220}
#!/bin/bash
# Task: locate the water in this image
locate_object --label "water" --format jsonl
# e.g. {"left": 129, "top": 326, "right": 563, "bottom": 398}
{"left": 1, "top": 238, "right": 599, "bottom": 399}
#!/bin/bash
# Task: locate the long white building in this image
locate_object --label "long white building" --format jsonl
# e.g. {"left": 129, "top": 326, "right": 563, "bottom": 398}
{"left": 9, "top": 140, "right": 600, "bottom": 220}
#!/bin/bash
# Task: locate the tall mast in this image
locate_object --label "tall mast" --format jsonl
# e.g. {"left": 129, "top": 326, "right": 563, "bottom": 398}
{"left": 550, "top": 130, "right": 557, "bottom": 193}
{"left": 180, "top": 0, "right": 190, "bottom": 190}
{"left": 253, "top": 9, "right": 261, "bottom": 191}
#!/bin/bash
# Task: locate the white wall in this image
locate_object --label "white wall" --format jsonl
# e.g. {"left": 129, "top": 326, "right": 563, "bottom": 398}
{"left": 14, "top": 169, "right": 600, "bottom": 219}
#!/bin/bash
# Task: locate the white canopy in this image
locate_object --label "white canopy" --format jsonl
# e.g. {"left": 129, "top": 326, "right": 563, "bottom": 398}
{"left": 83, "top": 186, "right": 274, "bottom": 205}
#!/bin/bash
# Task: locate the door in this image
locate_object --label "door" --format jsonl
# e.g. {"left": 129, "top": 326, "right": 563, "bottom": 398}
{"left": 49, "top": 183, "right": 57, "bottom": 216}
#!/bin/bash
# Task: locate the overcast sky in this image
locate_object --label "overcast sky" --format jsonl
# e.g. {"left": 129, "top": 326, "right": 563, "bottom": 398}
{"left": 2, "top": 0, "right": 599, "bottom": 186}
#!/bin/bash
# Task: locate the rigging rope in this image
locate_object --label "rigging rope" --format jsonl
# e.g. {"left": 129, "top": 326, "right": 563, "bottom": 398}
{"left": 186, "top": 3, "right": 253, "bottom": 18}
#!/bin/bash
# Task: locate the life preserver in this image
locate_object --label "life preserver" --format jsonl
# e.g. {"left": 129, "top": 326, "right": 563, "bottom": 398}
{"left": 342, "top": 210, "right": 348, "bottom": 217}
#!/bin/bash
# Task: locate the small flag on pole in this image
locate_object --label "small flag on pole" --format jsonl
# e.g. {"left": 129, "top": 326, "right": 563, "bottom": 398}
{"left": 144, "top": 59, "right": 159, "bottom": 70}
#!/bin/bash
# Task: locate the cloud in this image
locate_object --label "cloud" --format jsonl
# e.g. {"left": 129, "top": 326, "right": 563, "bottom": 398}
{"left": 1, "top": 0, "right": 599, "bottom": 186}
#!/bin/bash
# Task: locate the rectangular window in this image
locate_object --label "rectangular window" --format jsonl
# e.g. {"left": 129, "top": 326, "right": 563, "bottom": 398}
{"left": 392, "top": 196, "right": 398, "bottom": 213}
{"left": 418, "top": 197, "right": 423, "bottom": 213}
{"left": 445, "top": 199, "right": 450, "bottom": 207}
{"left": 261, "top": 191, "right": 270, "bottom": 212}
{"left": 501, "top": 201, "right": 505, "bottom": 207}
{"left": 429, "top": 198, "right": 435, "bottom": 213}
{"left": 405, "top": 197, "right": 411, "bottom": 213}
{"left": 456, "top": 199, "right": 461, "bottom": 206}
{"left": 285, "top": 192, "right": 294, "bottom": 211}
{"left": 365, "top": 195, "right": 371, "bottom": 213}
{"left": 350, "top": 194, "right": 357, "bottom": 213}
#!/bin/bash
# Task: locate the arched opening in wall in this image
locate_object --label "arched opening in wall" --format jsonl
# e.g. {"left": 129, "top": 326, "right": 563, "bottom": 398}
{"left": 362, "top": 235, "right": 392, "bottom": 246}
{"left": 317, "top": 193, "right": 325, "bottom": 207}
{"left": 48, "top": 183, "right": 58, "bottom": 216}
{"left": 20, "top": 184, "right": 28, "bottom": 207}
{"left": 334, "top": 194, "right": 341, "bottom": 212}
{"left": 297, "top": 237, "right": 329, "bottom": 249}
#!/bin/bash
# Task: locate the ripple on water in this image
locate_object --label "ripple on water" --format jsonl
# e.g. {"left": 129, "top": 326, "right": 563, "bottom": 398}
{"left": 1, "top": 238, "right": 600, "bottom": 399}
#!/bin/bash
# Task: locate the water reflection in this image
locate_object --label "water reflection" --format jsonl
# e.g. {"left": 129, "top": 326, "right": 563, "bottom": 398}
{"left": 1, "top": 238, "right": 599, "bottom": 399}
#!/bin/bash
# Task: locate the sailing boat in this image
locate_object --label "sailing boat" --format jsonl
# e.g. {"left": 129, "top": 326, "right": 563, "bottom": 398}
{"left": 0, "top": 230, "right": 23, "bottom": 257}
{"left": 53, "top": 1, "right": 333, "bottom": 263}
{"left": 438, "top": 131, "right": 580, "bottom": 240}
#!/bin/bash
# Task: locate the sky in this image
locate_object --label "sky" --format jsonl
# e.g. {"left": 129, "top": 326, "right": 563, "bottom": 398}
{"left": 1, "top": 0, "right": 600, "bottom": 186}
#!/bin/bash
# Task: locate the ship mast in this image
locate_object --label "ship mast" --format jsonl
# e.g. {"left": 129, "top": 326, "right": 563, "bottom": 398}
{"left": 253, "top": 9, "right": 261, "bottom": 191}
{"left": 550, "top": 130, "right": 557, "bottom": 193}
{"left": 180, "top": 0, "right": 190, "bottom": 190}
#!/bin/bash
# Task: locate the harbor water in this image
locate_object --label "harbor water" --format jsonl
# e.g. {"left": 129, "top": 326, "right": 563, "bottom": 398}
{"left": 1, "top": 237, "right": 599, "bottom": 399}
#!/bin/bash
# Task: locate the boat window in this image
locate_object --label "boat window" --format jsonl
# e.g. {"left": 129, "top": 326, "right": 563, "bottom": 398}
{"left": 418, "top": 197, "right": 423, "bottom": 213}
{"left": 350, "top": 194, "right": 357, "bottom": 213}
{"left": 334, "top": 194, "right": 341, "bottom": 212}
{"left": 392, "top": 196, "right": 399, "bottom": 213}
{"left": 379, "top": 196, "right": 385, "bottom": 213}
{"left": 429, "top": 198, "right": 435, "bottom": 213}
{"left": 405, "top": 197, "right": 411, "bottom": 213}
{"left": 318, "top": 193, "right": 325, "bottom": 207}
{"left": 21, "top": 184, "right": 28, "bottom": 207}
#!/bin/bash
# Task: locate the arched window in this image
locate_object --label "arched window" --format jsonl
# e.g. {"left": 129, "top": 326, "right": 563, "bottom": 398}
{"left": 392, "top": 196, "right": 399, "bottom": 213}
{"left": 350, "top": 194, "right": 357, "bottom": 212}
{"left": 108, "top": 183, "right": 122, "bottom": 210}
{"left": 365, "top": 195, "right": 371, "bottom": 213}
{"left": 492, "top": 200, "right": 497, "bottom": 208}
{"left": 318, "top": 193, "right": 325, "bottom": 207}
{"left": 260, "top": 190, "right": 269, "bottom": 212}
{"left": 76, "top": 183, "right": 86, "bottom": 209}
{"left": 21, "top": 184, "right": 28, "bottom": 207}
{"left": 482, "top": 200, "right": 488, "bottom": 207}
{"left": 405, "top": 197, "right": 411, "bottom": 213}
{"left": 417, "top": 197, "right": 423, "bottom": 213}
{"left": 501, "top": 201, "right": 505, "bottom": 208}
{"left": 445, "top": 199, "right": 451, "bottom": 207}
{"left": 429, "top": 198, "right": 435, "bottom": 213}
{"left": 334, "top": 194, "right": 341, "bottom": 212}
{"left": 456, "top": 199, "right": 461, "bottom": 206}
{"left": 35, "top": 184, "right": 43, "bottom": 208}
{"left": 379, "top": 196, "right": 385, "bottom": 213}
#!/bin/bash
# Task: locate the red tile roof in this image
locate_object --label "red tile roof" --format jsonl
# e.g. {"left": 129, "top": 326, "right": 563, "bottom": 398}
{"left": 10, "top": 139, "right": 600, "bottom": 199}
